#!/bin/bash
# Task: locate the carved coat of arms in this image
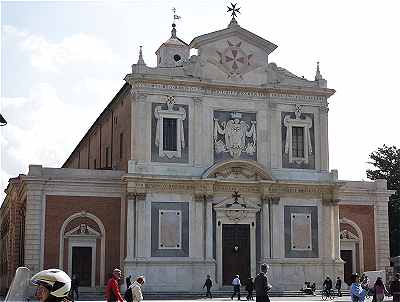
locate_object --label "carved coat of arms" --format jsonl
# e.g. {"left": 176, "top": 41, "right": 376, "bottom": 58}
{"left": 214, "top": 112, "right": 256, "bottom": 159}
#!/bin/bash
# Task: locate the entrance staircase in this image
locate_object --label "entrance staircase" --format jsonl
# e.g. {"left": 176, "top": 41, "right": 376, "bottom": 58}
{"left": 78, "top": 288, "right": 350, "bottom": 301}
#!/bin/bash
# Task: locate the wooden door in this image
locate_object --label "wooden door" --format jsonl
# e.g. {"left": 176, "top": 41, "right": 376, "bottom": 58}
{"left": 341, "top": 250, "right": 353, "bottom": 286}
{"left": 222, "top": 224, "right": 250, "bottom": 285}
{"left": 72, "top": 246, "right": 92, "bottom": 286}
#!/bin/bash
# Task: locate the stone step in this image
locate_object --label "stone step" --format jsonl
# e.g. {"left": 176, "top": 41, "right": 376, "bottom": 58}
{"left": 78, "top": 290, "right": 350, "bottom": 301}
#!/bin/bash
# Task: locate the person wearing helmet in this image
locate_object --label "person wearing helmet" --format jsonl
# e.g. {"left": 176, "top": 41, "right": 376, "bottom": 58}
{"left": 31, "top": 268, "right": 72, "bottom": 302}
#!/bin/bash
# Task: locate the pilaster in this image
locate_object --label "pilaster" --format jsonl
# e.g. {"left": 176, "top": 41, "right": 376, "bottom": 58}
{"left": 319, "top": 105, "right": 329, "bottom": 171}
{"left": 134, "top": 193, "right": 147, "bottom": 258}
{"left": 374, "top": 192, "right": 391, "bottom": 269}
{"left": 131, "top": 91, "right": 148, "bottom": 161}
{"left": 270, "top": 197, "right": 283, "bottom": 258}
{"left": 24, "top": 183, "right": 44, "bottom": 272}
{"left": 193, "top": 97, "right": 203, "bottom": 167}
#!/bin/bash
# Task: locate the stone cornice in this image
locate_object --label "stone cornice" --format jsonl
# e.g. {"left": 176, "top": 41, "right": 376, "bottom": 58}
{"left": 126, "top": 77, "right": 335, "bottom": 103}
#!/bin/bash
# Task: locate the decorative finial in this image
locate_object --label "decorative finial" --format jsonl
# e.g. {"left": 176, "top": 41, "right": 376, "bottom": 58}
{"left": 171, "top": 7, "right": 181, "bottom": 38}
{"left": 315, "top": 61, "right": 323, "bottom": 80}
{"left": 227, "top": 3, "right": 241, "bottom": 19}
{"left": 137, "top": 46, "right": 145, "bottom": 65}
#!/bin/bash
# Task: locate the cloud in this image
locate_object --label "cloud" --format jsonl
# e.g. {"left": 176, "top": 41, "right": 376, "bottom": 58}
{"left": 0, "top": 83, "right": 93, "bottom": 198}
{"left": 4, "top": 25, "right": 122, "bottom": 72}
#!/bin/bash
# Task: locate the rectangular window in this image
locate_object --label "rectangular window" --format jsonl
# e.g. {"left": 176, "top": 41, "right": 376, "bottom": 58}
{"left": 292, "top": 126, "right": 304, "bottom": 158}
{"left": 163, "top": 118, "right": 177, "bottom": 151}
{"left": 105, "top": 147, "right": 110, "bottom": 168}
{"left": 119, "top": 132, "right": 123, "bottom": 159}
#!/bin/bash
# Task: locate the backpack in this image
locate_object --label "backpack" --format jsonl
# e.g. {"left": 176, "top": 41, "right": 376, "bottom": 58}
{"left": 124, "top": 287, "right": 133, "bottom": 302}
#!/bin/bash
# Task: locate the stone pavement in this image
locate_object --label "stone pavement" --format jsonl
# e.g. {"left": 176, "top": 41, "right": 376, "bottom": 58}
{"left": 72, "top": 297, "right": 393, "bottom": 302}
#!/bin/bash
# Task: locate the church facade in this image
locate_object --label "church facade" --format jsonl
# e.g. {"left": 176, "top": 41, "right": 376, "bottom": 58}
{"left": 0, "top": 14, "right": 393, "bottom": 294}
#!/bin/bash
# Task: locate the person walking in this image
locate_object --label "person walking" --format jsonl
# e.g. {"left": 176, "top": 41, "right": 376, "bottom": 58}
{"left": 105, "top": 268, "right": 124, "bottom": 302}
{"left": 124, "top": 275, "right": 133, "bottom": 302}
{"left": 390, "top": 273, "right": 400, "bottom": 302}
{"left": 128, "top": 276, "right": 145, "bottom": 302}
{"left": 373, "top": 277, "right": 388, "bottom": 302}
{"left": 335, "top": 277, "right": 342, "bottom": 297}
{"left": 70, "top": 274, "right": 80, "bottom": 301}
{"left": 254, "top": 263, "right": 272, "bottom": 302}
{"left": 350, "top": 273, "right": 367, "bottom": 302}
{"left": 245, "top": 277, "right": 254, "bottom": 300}
{"left": 231, "top": 275, "right": 241, "bottom": 300}
{"left": 322, "top": 276, "right": 333, "bottom": 297}
{"left": 203, "top": 275, "right": 213, "bottom": 298}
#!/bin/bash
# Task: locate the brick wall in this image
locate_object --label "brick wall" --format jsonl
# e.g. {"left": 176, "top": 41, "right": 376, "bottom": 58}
{"left": 44, "top": 195, "right": 121, "bottom": 285}
{"left": 339, "top": 205, "right": 376, "bottom": 270}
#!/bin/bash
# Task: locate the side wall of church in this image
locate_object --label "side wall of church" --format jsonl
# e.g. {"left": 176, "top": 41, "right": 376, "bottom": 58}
{"left": 0, "top": 179, "right": 26, "bottom": 295}
{"left": 63, "top": 84, "right": 132, "bottom": 172}
{"left": 44, "top": 195, "right": 121, "bottom": 285}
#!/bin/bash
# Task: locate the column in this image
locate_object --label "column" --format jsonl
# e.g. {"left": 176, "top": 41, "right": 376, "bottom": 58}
{"left": 270, "top": 197, "right": 283, "bottom": 258}
{"left": 261, "top": 198, "right": 271, "bottom": 259}
{"left": 205, "top": 196, "right": 213, "bottom": 260}
{"left": 126, "top": 193, "right": 136, "bottom": 260}
{"left": 333, "top": 203, "right": 341, "bottom": 260}
{"left": 192, "top": 195, "right": 203, "bottom": 258}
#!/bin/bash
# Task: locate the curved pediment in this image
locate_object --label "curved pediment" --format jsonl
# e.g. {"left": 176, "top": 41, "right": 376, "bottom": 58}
{"left": 202, "top": 160, "right": 273, "bottom": 181}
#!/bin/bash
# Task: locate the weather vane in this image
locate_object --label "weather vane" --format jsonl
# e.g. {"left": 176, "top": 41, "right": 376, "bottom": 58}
{"left": 172, "top": 7, "right": 181, "bottom": 23}
{"left": 227, "top": 3, "right": 241, "bottom": 19}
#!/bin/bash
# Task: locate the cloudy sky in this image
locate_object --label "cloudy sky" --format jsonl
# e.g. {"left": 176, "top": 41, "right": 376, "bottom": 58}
{"left": 1, "top": 0, "right": 400, "bottom": 202}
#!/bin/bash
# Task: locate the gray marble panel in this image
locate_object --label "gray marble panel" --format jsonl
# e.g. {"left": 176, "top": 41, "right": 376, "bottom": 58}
{"left": 151, "top": 202, "right": 189, "bottom": 257}
{"left": 213, "top": 110, "right": 257, "bottom": 163}
{"left": 281, "top": 112, "right": 315, "bottom": 169}
{"left": 284, "top": 206, "right": 318, "bottom": 258}
{"left": 151, "top": 103, "right": 189, "bottom": 163}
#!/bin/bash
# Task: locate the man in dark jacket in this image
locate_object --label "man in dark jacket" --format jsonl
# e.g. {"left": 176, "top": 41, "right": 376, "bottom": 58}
{"left": 390, "top": 273, "right": 400, "bottom": 302}
{"left": 254, "top": 264, "right": 272, "bottom": 302}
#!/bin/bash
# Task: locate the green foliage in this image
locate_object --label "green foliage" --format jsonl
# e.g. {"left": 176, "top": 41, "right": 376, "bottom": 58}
{"left": 366, "top": 144, "right": 400, "bottom": 257}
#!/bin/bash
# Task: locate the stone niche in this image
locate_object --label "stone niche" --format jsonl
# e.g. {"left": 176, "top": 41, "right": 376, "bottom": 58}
{"left": 213, "top": 110, "right": 257, "bottom": 163}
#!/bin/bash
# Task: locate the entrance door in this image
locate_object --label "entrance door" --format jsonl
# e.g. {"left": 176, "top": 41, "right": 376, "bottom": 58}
{"left": 222, "top": 224, "right": 250, "bottom": 285}
{"left": 341, "top": 250, "right": 353, "bottom": 286}
{"left": 72, "top": 246, "right": 92, "bottom": 286}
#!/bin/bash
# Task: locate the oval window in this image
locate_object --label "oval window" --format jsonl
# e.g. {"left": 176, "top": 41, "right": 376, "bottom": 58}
{"left": 173, "top": 54, "right": 181, "bottom": 62}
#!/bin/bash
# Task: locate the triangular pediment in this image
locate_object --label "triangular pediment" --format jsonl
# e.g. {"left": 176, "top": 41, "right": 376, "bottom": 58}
{"left": 190, "top": 24, "right": 277, "bottom": 54}
{"left": 186, "top": 23, "right": 277, "bottom": 84}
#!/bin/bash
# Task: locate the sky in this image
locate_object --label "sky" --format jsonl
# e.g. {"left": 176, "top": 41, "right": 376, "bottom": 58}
{"left": 1, "top": 0, "right": 400, "bottom": 202}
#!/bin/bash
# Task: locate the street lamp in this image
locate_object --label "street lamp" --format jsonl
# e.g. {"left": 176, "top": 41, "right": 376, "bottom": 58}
{"left": 0, "top": 113, "right": 7, "bottom": 126}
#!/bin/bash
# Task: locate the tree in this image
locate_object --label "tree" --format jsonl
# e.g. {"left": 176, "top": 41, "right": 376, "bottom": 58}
{"left": 366, "top": 144, "right": 400, "bottom": 257}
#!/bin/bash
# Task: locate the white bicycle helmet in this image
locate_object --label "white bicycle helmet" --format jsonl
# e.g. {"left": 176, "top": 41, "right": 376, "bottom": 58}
{"left": 31, "top": 269, "right": 71, "bottom": 298}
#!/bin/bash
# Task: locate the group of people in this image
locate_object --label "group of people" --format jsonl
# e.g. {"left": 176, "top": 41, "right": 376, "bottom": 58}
{"left": 351, "top": 272, "right": 400, "bottom": 302}
{"left": 203, "top": 264, "right": 272, "bottom": 302}
{"left": 28, "top": 267, "right": 145, "bottom": 302}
